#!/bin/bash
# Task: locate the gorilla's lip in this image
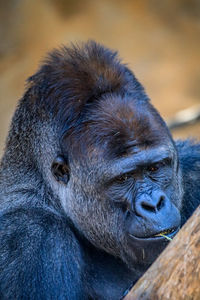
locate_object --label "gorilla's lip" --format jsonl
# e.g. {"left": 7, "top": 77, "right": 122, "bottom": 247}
{"left": 129, "top": 227, "right": 179, "bottom": 241}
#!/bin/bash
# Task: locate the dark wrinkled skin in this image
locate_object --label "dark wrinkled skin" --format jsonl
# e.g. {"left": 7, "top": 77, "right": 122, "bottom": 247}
{"left": 0, "top": 41, "right": 200, "bottom": 300}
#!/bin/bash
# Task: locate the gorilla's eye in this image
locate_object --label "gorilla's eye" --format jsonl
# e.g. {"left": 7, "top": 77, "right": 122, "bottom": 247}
{"left": 147, "top": 165, "right": 159, "bottom": 173}
{"left": 116, "top": 174, "right": 129, "bottom": 182}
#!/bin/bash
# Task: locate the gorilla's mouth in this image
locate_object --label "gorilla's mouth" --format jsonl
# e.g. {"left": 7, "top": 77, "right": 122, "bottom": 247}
{"left": 127, "top": 227, "right": 180, "bottom": 265}
{"left": 129, "top": 227, "right": 179, "bottom": 241}
{"left": 152, "top": 227, "right": 178, "bottom": 240}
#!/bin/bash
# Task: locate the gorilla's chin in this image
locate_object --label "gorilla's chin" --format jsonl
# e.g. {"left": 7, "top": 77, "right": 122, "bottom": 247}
{"left": 126, "top": 227, "right": 179, "bottom": 266}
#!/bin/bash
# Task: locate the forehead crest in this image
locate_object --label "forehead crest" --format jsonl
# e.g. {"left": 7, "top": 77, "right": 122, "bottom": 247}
{"left": 79, "top": 94, "right": 171, "bottom": 158}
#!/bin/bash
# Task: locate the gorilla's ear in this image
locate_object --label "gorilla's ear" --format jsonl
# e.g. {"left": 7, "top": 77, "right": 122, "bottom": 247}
{"left": 51, "top": 156, "right": 70, "bottom": 184}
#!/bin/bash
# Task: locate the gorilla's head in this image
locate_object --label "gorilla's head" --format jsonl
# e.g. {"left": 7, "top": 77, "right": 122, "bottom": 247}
{"left": 25, "top": 41, "right": 182, "bottom": 270}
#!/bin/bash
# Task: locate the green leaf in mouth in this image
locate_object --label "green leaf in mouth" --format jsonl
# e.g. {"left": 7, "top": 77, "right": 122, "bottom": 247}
{"left": 154, "top": 229, "right": 174, "bottom": 241}
{"left": 157, "top": 233, "right": 172, "bottom": 241}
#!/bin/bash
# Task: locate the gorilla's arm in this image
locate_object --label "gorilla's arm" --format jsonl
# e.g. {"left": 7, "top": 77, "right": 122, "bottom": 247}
{"left": 0, "top": 207, "right": 84, "bottom": 300}
{"left": 176, "top": 140, "right": 200, "bottom": 225}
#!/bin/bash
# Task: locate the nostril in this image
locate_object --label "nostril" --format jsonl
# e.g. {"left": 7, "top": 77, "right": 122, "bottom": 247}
{"left": 141, "top": 202, "right": 156, "bottom": 213}
{"left": 157, "top": 196, "right": 165, "bottom": 211}
{"left": 140, "top": 195, "right": 165, "bottom": 213}
{"left": 135, "top": 193, "right": 167, "bottom": 217}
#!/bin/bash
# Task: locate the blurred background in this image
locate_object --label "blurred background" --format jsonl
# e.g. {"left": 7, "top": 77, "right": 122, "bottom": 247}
{"left": 0, "top": 0, "right": 200, "bottom": 156}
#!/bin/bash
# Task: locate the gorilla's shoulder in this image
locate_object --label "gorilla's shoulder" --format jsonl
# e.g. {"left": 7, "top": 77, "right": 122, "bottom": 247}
{"left": 0, "top": 206, "right": 81, "bottom": 250}
{"left": 176, "top": 139, "right": 200, "bottom": 225}
{"left": 0, "top": 206, "right": 84, "bottom": 299}
{"left": 176, "top": 139, "right": 200, "bottom": 169}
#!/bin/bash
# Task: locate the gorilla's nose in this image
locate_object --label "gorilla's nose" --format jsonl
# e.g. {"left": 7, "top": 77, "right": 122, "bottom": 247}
{"left": 135, "top": 191, "right": 166, "bottom": 217}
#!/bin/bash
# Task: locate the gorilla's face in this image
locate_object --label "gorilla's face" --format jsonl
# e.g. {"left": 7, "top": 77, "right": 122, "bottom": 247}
{"left": 57, "top": 96, "right": 182, "bottom": 269}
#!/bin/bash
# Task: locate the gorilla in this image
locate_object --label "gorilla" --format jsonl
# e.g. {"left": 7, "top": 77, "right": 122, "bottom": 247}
{"left": 0, "top": 41, "right": 200, "bottom": 300}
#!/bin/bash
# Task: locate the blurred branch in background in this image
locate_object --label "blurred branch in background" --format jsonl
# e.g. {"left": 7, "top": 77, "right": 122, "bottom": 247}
{"left": 167, "top": 105, "right": 200, "bottom": 130}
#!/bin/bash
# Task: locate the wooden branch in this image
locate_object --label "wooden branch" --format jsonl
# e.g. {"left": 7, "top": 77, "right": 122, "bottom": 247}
{"left": 124, "top": 206, "right": 200, "bottom": 300}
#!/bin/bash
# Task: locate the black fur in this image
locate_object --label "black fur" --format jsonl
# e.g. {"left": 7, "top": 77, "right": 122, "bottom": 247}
{"left": 176, "top": 140, "right": 200, "bottom": 225}
{"left": 0, "top": 41, "right": 199, "bottom": 300}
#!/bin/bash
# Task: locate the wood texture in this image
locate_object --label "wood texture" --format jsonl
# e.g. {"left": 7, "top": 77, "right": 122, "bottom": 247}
{"left": 124, "top": 206, "right": 200, "bottom": 300}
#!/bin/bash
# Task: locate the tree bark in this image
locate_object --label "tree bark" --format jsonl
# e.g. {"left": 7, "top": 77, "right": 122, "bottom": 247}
{"left": 124, "top": 206, "right": 200, "bottom": 300}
